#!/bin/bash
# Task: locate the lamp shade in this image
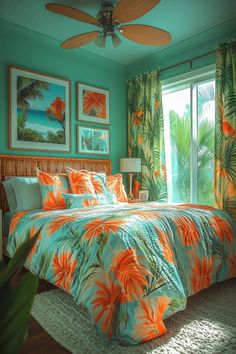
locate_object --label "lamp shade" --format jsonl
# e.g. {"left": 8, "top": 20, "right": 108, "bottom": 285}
{"left": 120, "top": 158, "right": 141, "bottom": 173}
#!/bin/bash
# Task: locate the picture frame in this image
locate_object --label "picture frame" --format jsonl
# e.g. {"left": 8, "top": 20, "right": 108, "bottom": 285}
{"left": 77, "top": 82, "right": 110, "bottom": 125}
{"left": 139, "top": 189, "right": 149, "bottom": 202}
{"left": 9, "top": 65, "right": 71, "bottom": 152}
{"left": 77, "top": 126, "right": 110, "bottom": 155}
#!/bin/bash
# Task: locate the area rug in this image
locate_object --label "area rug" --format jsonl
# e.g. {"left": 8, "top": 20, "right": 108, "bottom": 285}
{"left": 31, "top": 278, "right": 236, "bottom": 354}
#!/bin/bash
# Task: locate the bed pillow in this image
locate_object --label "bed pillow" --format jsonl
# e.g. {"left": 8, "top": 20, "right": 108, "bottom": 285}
{"left": 107, "top": 174, "right": 128, "bottom": 202}
{"left": 2, "top": 179, "right": 17, "bottom": 212}
{"left": 97, "top": 192, "right": 117, "bottom": 204}
{"left": 63, "top": 193, "right": 99, "bottom": 208}
{"left": 90, "top": 172, "right": 108, "bottom": 194}
{"left": 37, "top": 169, "right": 70, "bottom": 210}
{"left": 10, "top": 176, "right": 42, "bottom": 211}
{"left": 63, "top": 192, "right": 117, "bottom": 209}
{"left": 66, "top": 168, "right": 95, "bottom": 195}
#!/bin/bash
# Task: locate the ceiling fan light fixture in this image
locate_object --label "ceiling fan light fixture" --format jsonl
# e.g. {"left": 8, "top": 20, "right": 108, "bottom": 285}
{"left": 112, "top": 33, "right": 121, "bottom": 47}
{"left": 45, "top": 0, "right": 172, "bottom": 49}
{"left": 94, "top": 33, "right": 106, "bottom": 47}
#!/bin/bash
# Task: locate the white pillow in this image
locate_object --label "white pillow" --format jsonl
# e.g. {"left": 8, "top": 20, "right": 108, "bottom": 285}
{"left": 2, "top": 179, "right": 17, "bottom": 212}
{"left": 8, "top": 177, "right": 42, "bottom": 211}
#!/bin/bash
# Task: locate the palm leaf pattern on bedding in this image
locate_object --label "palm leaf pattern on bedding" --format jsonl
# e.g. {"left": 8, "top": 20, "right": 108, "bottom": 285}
{"left": 7, "top": 202, "right": 236, "bottom": 345}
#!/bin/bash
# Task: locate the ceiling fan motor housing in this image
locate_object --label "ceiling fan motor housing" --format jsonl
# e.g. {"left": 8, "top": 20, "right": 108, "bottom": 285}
{"left": 98, "top": 1, "right": 116, "bottom": 36}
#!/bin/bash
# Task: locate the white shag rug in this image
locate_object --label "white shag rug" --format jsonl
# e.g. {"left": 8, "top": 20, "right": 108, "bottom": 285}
{"left": 31, "top": 279, "right": 236, "bottom": 354}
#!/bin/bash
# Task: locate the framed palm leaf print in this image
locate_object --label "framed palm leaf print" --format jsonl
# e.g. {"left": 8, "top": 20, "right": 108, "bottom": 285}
{"left": 77, "top": 126, "right": 110, "bottom": 155}
{"left": 77, "top": 82, "right": 110, "bottom": 125}
{"left": 9, "top": 65, "right": 71, "bottom": 152}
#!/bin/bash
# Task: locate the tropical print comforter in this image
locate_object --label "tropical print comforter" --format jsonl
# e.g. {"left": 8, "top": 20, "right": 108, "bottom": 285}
{"left": 7, "top": 202, "right": 236, "bottom": 345}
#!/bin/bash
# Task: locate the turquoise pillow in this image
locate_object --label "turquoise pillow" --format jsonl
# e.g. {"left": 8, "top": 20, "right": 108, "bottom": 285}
{"left": 2, "top": 179, "right": 17, "bottom": 212}
{"left": 10, "top": 177, "right": 42, "bottom": 211}
{"left": 63, "top": 192, "right": 117, "bottom": 209}
{"left": 97, "top": 193, "right": 117, "bottom": 204}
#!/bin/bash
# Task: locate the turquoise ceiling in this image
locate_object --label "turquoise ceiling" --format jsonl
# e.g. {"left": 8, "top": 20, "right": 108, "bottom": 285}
{"left": 0, "top": 0, "right": 235, "bottom": 65}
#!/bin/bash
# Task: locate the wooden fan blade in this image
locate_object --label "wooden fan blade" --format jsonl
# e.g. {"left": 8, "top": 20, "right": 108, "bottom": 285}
{"left": 113, "top": 0, "right": 160, "bottom": 23}
{"left": 61, "top": 32, "right": 100, "bottom": 49}
{"left": 45, "top": 3, "right": 99, "bottom": 26}
{"left": 119, "top": 25, "right": 171, "bottom": 46}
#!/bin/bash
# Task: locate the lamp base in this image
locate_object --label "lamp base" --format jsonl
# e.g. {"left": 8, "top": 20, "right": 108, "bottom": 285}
{"left": 127, "top": 173, "right": 134, "bottom": 199}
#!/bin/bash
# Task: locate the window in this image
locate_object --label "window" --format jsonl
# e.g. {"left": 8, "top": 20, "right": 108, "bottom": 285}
{"left": 162, "top": 66, "right": 215, "bottom": 205}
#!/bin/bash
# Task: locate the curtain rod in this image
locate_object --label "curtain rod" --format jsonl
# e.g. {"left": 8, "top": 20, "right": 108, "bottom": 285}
{"left": 160, "top": 49, "right": 215, "bottom": 73}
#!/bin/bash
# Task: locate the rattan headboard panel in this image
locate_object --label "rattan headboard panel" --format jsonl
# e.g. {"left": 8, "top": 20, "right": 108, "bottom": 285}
{"left": 0, "top": 154, "right": 112, "bottom": 212}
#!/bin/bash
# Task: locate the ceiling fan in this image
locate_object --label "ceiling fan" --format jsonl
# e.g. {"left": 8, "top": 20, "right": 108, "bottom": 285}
{"left": 45, "top": 0, "right": 171, "bottom": 49}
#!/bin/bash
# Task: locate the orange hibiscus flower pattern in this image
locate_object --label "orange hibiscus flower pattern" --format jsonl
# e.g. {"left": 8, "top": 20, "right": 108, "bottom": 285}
{"left": 9, "top": 211, "right": 31, "bottom": 234}
{"left": 43, "top": 190, "right": 66, "bottom": 210}
{"left": 67, "top": 169, "right": 95, "bottom": 195}
{"left": 82, "top": 198, "right": 99, "bottom": 207}
{"left": 83, "top": 90, "right": 106, "bottom": 119}
{"left": 156, "top": 228, "right": 175, "bottom": 264}
{"left": 90, "top": 172, "right": 107, "bottom": 194}
{"left": 83, "top": 218, "right": 127, "bottom": 240}
{"left": 6, "top": 202, "right": 236, "bottom": 345}
{"left": 92, "top": 276, "right": 127, "bottom": 338}
{"left": 37, "top": 170, "right": 69, "bottom": 210}
{"left": 47, "top": 215, "right": 78, "bottom": 235}
{"left": 52, "top": 251, "right": 77, "bottom": 291}
{"left": 191, "top": 256, "right": 213, "bottom": 294}
{"left": 47, "top": 96, "right": 65, "bottom": 122}
{"left": 107, "top": 174, "right": 128, "bottom": 202}
{"left": 110, "top": 249, "right": 150, "bottom": 301}
{"left": 211, "top": 216, "right": 234, "bottom": 243}
{"left": 134, "top": 297, "right": 170, "bottom": 342}
{"left": 175, "top": 216, "right": 200, "bottom": 246}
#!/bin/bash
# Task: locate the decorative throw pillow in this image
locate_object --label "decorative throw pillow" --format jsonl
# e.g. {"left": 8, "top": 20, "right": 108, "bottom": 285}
{"left": 63, "top": 192, "right": 117, "bottom": 209}
{"left": 97, "top": 192, "right": 117, "bottom": 204}
{"left": 89, "top": 172, "right": 108, "bottom": 194}
{"left": 37, "top": 169, "right": 70, "bottom": 210}
{"left": 66, "top": 168, "right": 95, "bottom": 194}
{"left": 106, "top": 174, "right": 128, "bottom": 202}
{"left": 63, "top": 193, "right": 99, "bottom": 209}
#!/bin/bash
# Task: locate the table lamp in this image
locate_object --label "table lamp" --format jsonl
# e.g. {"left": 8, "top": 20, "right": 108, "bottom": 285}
{"left": 120, "top": 158, "right": 141, "bottom": 199}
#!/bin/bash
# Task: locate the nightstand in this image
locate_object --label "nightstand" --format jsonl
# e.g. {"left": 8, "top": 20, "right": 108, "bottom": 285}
{"left": 0, "top": 209, "right": 2, "bottom": 261}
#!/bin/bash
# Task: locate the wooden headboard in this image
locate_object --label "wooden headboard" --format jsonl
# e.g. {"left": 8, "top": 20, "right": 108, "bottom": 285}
{"left": 0, "top": 154, "right": 112, "bottom": 213}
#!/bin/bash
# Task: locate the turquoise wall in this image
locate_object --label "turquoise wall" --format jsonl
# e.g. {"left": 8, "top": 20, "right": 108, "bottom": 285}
{"left": 0, "top": 20, "right": 127, "bottom": 173}
{"left": 126, "top": 18, "right": 236, "bottom": 80}
{"left": 1, "top": 17, "right": 235, "bottom": 175}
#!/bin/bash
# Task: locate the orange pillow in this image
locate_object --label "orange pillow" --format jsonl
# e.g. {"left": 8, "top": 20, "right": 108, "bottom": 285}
{"left": 66, "top": 168, "right": 95, "bottom": 194}
{"left": 37, "top": 169, "right": 70, "bottom": 210}
{"left": 89, "top": 172, "right": 107, "bottom": 194}
{"left": 106, "top": 174, "right": 128, "bottom": 202}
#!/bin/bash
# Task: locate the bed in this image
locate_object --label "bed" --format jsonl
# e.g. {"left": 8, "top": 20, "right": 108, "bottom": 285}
{"left": 1, "top": 154, "right": 236, "bottom": 345}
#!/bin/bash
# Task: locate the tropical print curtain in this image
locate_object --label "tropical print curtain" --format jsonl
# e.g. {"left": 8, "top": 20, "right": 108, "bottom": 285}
{"left": 128, "top": 70, "right": 167, "bottom": 201}
{"left": 215, "top": 41, "right": 236, "bottom": 218}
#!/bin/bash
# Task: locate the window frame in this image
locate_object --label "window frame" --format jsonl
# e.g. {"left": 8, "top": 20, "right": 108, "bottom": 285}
{"left": 162, "top": 64, "right": 215, "bottom": 204}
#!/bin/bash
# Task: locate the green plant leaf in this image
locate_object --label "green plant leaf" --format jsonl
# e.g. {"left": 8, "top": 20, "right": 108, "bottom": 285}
{"left": 0, "top": 271, "right": 38, "bottom": 354}
{"left": 0, "top": 231, "right": 39, "bottom": 291}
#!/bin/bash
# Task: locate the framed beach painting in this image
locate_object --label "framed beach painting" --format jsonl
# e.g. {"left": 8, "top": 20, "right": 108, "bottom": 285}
{"left": 77, "top": 82, "right": 110, "bottom": 125}
{"left": 9, "top": 65, "right": 71, "bottom": 152}
{"left": 77, "top": 126, "right": 110, "bottom": 155}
